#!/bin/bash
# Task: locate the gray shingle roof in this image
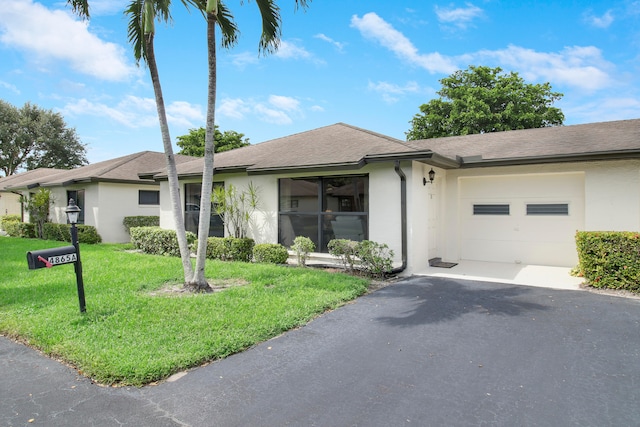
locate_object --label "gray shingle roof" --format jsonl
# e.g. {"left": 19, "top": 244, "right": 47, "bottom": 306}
{"left": 5, "top": 151, "right": 197, "bottom": 190}
{"left": 406, "top": 118, "right": 640, "bottom": 166}
{"left": 0, "top": 168, "right": 65, "bottom": 191}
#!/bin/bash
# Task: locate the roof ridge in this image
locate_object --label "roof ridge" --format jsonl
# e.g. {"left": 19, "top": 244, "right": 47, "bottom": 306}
{"left": 89, "top": 151, "right": 151, "bottom": 177}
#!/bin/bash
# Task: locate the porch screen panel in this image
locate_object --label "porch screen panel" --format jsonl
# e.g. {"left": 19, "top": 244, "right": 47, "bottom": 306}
{"left": 184, "top": 183, "right": 224, "bottom": 237}
{"left": 279, "top": 176, "right": 368, "bottom": 252}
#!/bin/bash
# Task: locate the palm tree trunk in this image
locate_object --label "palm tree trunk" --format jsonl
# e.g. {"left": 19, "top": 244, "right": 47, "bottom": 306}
{"left": 189, "top": 12, "right": 217, "bottom": 289}
{"left": 145, "top": 32, "right": 195, "bottom": 281}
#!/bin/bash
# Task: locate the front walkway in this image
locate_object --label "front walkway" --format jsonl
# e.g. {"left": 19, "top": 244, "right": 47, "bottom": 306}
{"left": 416, "top": 260, "right": 584, "bottom": 290}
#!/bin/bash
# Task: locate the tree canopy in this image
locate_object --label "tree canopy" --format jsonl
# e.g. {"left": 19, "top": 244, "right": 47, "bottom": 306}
{"left": 406, "top": 66, "right": 565, "bottom": 140}
{"left": 0, "top": 100, "right": 88, "bottom": 176}
{"left": 176, "top": 126, "right": 250, "bottom": 157}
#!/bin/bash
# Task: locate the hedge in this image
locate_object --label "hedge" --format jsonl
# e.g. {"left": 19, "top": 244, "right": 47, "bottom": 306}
{"left": 1, "top": 214, "right": 21, "bottom": 230}
{"left": 130, "top": 227, "right": 196, "bottom": 257}
{"left": 123, "top": 216, "right": 160, "bottom": 233}
{"left": 203, "top": 237, "right": 255, "bottom": 262}
{"left": 253, "top": 243, "right": 289, "bottom": 264}
{"left": 42, "top": 223, "right": 102, "bottom": 244}
{"left": 3, "top": 221, "right": 35, "bottom": 238}
{"left": 575, "top": 231, "right": 640, "bottom": 292}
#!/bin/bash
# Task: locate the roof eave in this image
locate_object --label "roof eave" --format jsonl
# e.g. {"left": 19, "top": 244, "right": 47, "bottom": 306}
{"left": 459, "top": 149, "right": 640, "bottom": 168}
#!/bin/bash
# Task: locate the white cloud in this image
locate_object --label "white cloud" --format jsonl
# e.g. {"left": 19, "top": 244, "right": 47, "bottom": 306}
{"left": 0, "top": 0, "right": 134, "bottom": 81}
{"left": 230, "top": 52, "right": 260, "bottom": 69}
{"left": 314, "top": 33, "right": 346, "bottom": 52}
{"left": 0, "top": 80, "right": 20, "bottom": 94}
{"left": 62, "top": 96, "right": 203, "bottom": 128}
{"left": 585, "top": 10, "right": 614, "bottom": 28}
{"left": 434, "top": 3, "right": 483, "bottom": 29}
{"left": 219, "top": 95, "right": 311, "bottom": 125}
{"left": 351, "top": 12, "right": 458, "bottom": 74}
{"left": 368, "top": 81, "right": 424, "bottom": 103}
{"left": 274, "top": 40, "right": 324, "bottom": 65}
{"left": 218, "top": 98, "right": 252, "bottom": 120}
{"left": 564, "top": 96, "right": 640, "bottom": 123}
{"left": 475, "top": 44, "right": 614, "bottom": 92}
{"left": 269, "top": 95, "right": 300, "bottom": 112}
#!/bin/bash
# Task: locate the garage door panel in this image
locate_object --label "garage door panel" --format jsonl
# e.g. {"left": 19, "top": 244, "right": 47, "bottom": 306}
{"left": 459, "top": 173, "right": 584, "bottom": 267}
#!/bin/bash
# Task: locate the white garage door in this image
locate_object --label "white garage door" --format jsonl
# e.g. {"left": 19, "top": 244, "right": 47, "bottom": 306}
{"left": 459, "top": 173, "right": 584, "bottom": 267}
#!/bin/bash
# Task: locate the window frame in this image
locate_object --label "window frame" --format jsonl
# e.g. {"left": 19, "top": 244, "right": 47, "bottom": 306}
{"left": 526, "top": 203, "right": 569, "bottom": 216}
{"left": 473, "top": 204, "right": 510, "bottom": 216}
{"left": 138, "top": 189, "right": 160, "bottom": 206}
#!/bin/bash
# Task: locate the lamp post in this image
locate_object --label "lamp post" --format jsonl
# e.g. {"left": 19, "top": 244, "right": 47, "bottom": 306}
{"left": 65, "top": 199, "right": 86, "bottom": 313}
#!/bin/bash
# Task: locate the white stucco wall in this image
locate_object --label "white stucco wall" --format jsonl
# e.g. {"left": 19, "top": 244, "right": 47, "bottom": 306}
{"left": 0, "top": 191, "right": 21, "bottom": 217}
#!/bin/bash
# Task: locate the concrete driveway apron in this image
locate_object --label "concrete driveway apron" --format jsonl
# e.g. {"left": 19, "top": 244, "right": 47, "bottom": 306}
{"left": 2, "top": 275, "right": 639, "bottom": 426}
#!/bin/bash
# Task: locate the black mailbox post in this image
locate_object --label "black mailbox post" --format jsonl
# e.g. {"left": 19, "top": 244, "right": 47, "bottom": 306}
{"left": 25, "top": 199, "right": 87, "bottom": 313}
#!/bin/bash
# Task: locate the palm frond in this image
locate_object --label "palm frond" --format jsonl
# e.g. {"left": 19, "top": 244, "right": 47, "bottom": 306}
{"left": 66, "top": 0, "right": 90, "bottom": 18}
{"left": 216, "top": 2, "right": 239, "bottom": 48}
{"left": 255, "top": 0, "right": 281, "bottom": 55}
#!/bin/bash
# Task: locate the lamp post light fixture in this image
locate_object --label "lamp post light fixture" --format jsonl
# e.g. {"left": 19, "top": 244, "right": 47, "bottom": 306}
{"left": 65, "top": 198, "right": 86, "bottom": 313}
{"left": 423, "top": 168, "right": 436, "bottom": 186}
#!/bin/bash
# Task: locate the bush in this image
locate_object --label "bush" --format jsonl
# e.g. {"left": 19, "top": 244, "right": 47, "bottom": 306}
{"left": 575, "top": 231, "right": 640, "bottom": 292}
{"left": 1, "top": 214, "right": 21, "bottom": 230}
{"left": 291, "top": 236, "right": 315, "bottom": 267}
{"left": 356, "top": 240, "right": 394, "bottom": 278}
{"left": 130, "top": 227, "right": 196, "bottom": 257}
{"left": 3, "top": 221, "right": 35, "bottom": 238}
{"left": 41, "top": 223, "right": 102, "bottom": 244}
{"left": 123, "top": 216, "right": 159, "bottom": 233}
{"left": 253, "top": 243, "right": 289, "bottom": 264}
{"left": 328, "top": 239, "right": 359, "bottom": 272}
{"left": 203, "top": 237, "right": 255, "bottom": 262}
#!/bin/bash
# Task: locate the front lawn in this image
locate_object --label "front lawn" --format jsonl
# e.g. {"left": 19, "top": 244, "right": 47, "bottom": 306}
{"left": 0, "top": 236, "right": 369, "bottom": 386}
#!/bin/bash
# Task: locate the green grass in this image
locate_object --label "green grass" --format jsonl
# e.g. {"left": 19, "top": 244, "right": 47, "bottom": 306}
{"left": 0, "top": 236, "right": 369, "bottom": 386}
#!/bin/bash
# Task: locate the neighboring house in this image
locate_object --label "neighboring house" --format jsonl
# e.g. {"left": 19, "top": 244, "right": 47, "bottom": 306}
{"left": 150, "top": 119, "right": 640, "bottom": 274}
{"left": 6, "top": 151, "right": 196, "bottom": 243}
{"left": 0, "top": 168, "right": 65, "bottom": 218}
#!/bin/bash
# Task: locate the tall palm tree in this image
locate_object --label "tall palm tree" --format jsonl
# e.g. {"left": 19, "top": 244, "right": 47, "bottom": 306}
{"left": 68, "top": 0, "right": 197, "bottom": 284}
{"left": 189, "top": 0, "right": 310, "bottom": 288}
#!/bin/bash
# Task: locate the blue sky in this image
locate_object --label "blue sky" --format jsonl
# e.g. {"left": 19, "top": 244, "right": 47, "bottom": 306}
{"left": 1, "top": 0, "right": 640, "bottom": 164}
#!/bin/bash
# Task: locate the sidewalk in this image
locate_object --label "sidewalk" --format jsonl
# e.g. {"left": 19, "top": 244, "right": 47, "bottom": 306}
{"left": 416, "top": 260, "right": 584, "bottom": 290}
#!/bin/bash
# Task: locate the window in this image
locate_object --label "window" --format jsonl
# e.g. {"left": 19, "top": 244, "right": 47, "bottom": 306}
{"left": 184, "top": 183, "right": 224, "bottom": 237}
{"left": 473, "top": 204, "right": 510, "bottom": 215}
{"left": 526, "top": 203, "right": 569, "bottom": 215}
{"left": 66, "top": 189, "right": 85, "bottom": 224}
{"left": 279, "top": 175, "right": 368, "bottom": 252}
{"left": 138, "top": 190, "right": 160, "bottom": 205}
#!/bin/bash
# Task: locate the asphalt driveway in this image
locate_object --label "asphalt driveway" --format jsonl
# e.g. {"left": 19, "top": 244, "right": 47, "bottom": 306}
{"left": 2, "top": 276, "right": 640, "bottom": 426}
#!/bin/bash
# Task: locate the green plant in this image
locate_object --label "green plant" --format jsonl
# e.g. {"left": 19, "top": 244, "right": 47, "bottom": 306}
{"left": 356, "top": 240, "right": 394, "bottom": 278}
{"left": 1, "top": 214, "right": 21, "bottom": 230}
{"left": 42, "top": 223, "right": 102, "bottom": 244}
{"left": 203, "top": 237, "right": 255, "bottom": 262}
{"left": 130, "top": 227, "right": 196, "bottom": 257}
{"left": 123, "top": 216, "right": 160, "bottom": 233}
{"left": 291, "top": 236, "right": 315, "bottom": 267}
{"left": 575, "top": 231, "right": 640, "bottom": 292}
{"left": 253, "top": 243, "right": 289, "bottom": 264}
{"left": 328, "top": 239, "right": 359, "bottom": 272}
{"left": 212, "top": 182, "right": 260, "bottom": 238}
{"left": 3, "top": 221, "right": 35, "bottom": 238}
{"left": 22, "top": 188, "right": 53, "bottom": 239}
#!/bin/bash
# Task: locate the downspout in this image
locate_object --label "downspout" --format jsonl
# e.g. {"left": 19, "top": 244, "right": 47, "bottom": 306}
{"left": 392, "top": 161, "right": 408, "bottom": 274}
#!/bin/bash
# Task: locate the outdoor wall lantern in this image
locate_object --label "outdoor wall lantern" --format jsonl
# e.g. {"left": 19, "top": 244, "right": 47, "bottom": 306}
{"left": 423, "top": 168, "right": 436, "bottom": 185}
{"left": 65, "top": 198, "right": 86, "bottom": 313}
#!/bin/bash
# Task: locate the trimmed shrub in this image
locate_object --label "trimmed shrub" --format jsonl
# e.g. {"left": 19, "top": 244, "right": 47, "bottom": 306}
{"left": 3, "top": 221, "right": 35, "bottom": 238}
{"left": 203, "top": 237, "right": 255, "bottom": 262}
{"left": 327, "top": 239, "right": 359, "bottom": 272}
{"left": 291, "top": 236, "right": 315, "bottom": 267}
{"left": 123, "top": 216, "right": 159, "bottom": 233}
{"left": 575, "top": 231, "right": 640, "bottom": 292}
{"left": 130, "top": 227, "right": 196, "bottom": 257}
{"left": 42, "top": 223, "right": 102, "bottom": 244}
{"left": 253, "top": 243, "right": 289, "bottom": 264}
{"left": 1, "top": 214, "right": 21, "bottom": 230}
{"left": 356, "top": 240, "right": 394, "bottom": 278}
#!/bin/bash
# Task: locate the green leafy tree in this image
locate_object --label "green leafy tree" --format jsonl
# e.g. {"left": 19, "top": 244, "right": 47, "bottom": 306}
{"left": 406, "top": 65, "right": 564, "bottom": 140}
{"left": 0, "top": 100, "right": 88, "bottom": 176}
{"left": 176, "top": 125, "right": 249, "bottom": 157}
